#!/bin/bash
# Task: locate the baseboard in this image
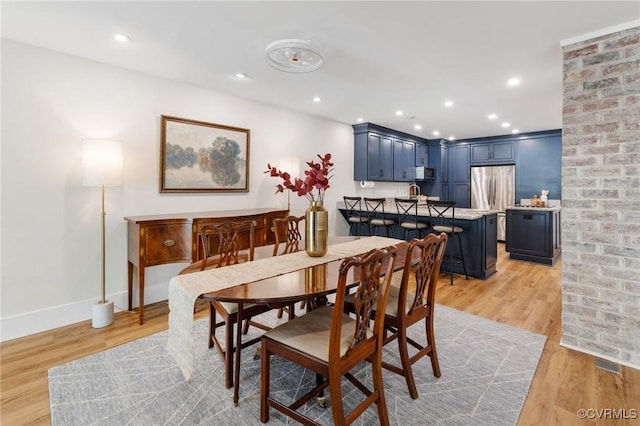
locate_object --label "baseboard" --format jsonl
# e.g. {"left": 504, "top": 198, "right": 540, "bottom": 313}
{"left": 560, "top": 339, "right": 640, "bottom": 371}
{"left": 0, "top": 283, "right": 170, "bottom": 342}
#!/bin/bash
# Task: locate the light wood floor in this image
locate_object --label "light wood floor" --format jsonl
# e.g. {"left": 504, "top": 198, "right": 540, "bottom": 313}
{"left": 1, "top": 245, "right": 638, "bottom": 425}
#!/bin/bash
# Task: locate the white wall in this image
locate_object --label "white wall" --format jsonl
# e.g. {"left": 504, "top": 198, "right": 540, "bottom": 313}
{"left": 0, "top": 40, "right": 412, "bottom": 341}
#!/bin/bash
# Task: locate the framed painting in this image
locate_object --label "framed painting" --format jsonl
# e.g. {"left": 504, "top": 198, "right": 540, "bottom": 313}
{"left": 160, "top": 115, "right": 250, "bottom": 193}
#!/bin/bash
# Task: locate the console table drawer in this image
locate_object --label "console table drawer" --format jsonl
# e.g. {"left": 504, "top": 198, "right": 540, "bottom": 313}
{"left": 143, "top": 223, "right": 191, "bottom": 265}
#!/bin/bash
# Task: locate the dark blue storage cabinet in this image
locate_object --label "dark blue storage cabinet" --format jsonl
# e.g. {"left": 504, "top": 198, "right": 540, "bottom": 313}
{"left": 515, "top": 132, "right": 562, "bottom": 202}
{"left": 353, "top": 123, "right": 428, "bottom": 182}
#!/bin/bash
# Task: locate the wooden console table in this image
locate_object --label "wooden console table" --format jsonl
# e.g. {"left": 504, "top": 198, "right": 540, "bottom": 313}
{"left": 125, "top": 208, "right": 288, "bottom": 324}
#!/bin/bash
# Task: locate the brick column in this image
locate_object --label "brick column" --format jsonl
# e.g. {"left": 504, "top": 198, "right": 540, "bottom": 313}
{"left": 561, "top": 24, "right": 640, "bottom": 368}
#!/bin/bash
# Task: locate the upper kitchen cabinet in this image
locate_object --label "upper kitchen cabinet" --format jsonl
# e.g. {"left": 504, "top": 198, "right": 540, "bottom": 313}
{"left": 393, "top": 138, "right": 415, "bottom": 181}
{"left": 460, "top": 129, "right": 561, "bottom": 202}
{"left": 364, "top": 132, "right": 394, "bottom": 181}
{"left": 515, "top": 131, "right": 561, "bottom": 201}
{"left": 353, "top": 122, "right": 428, "bottom": 182}
{"left": 415, "top": 143, "right": 429, "bottom": 166}
{"left": 449, "top": 144, "right": 471, "bottom": 208}
{"left": 470, "top": 141, "right": 515, "bottom": 164}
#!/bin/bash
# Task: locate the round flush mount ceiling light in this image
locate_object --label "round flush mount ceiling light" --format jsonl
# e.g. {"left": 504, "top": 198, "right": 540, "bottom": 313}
{"left": 265, "top": 39, "right": 324, "bottom": 73}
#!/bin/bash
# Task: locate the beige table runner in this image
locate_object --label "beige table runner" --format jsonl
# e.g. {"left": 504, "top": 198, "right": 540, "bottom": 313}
{"left": 166, "top": 236, "right": 400, "bottom": 380}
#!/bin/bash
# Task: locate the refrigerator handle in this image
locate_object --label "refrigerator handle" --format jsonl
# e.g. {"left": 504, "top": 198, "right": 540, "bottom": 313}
{"left": 489, "top": 176, "right": 494, "bottom": 207}
{"left": 493, "top": 176, "right": 497, "bottom": 206}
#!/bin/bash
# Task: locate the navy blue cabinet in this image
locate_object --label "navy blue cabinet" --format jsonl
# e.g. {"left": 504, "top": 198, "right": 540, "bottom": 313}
{"left": 353, "top": 123, "right": 428, "bottom": 183}
{"left": 393, "top": 139, "right": 415, "bottom": 181}
{"left": 415, "top": 143, "right": 429, "bottom": 166}
{"left": 449, "top": 144, "right": 470, "bottom": 208}
{"left": 515, "top": 132, "right": 561, "bottom": 202}
{"left": 506, "top": 208, "right": 561, "bottom": 265}
{"left": 470, "top": 141, "right": 515, "bottom": 164}
{"left": 459, "top": 129, "right": 561, "bottom": 203}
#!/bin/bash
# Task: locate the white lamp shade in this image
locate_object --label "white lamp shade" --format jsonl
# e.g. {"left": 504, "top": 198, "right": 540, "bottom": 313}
{"left": 279, "top": 156, "right": 300, "bottom": 179}
{"left": 82, "top": 139, "right": 123, "bottom": 186}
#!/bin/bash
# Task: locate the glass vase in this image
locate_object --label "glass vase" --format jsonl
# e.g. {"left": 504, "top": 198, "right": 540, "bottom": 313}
{"left": 305, "top": 200, "right": 328, "bottom": 257}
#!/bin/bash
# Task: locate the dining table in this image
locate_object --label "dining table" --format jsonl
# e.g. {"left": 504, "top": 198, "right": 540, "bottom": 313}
{"left": 166, "top": 235, "right": 411, "bottom": 405}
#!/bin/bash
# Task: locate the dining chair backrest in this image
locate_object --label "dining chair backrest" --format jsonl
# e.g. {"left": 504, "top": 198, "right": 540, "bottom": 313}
{"left": 395, "top": 197, "right": 423, "bottom": 224}
{"left": 272, "top": 215, "right": 304, "bottom": 256}
{"left": 333, "top": 246, "right": 397, "bottom": 363}
{"left": 398, "top": 232, "right": 448, "bottom": 320}
{"left": 343, "top": 196, "right": 364, "bottom": 216}
{"left": 426, "top": 200, "right": 456, "bottom": 232}
{"left": 200, "top": 220, "right": 256, "bottom": 269}
{"left": 364, "top": 197, "right": 387, "bottom": 217}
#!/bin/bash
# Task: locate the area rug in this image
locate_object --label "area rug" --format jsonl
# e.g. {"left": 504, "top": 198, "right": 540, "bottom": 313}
{"left": 48, "top": 305, "right": 546, "bottom": 425}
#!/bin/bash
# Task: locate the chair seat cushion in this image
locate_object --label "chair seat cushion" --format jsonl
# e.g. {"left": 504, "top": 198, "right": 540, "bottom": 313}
{"left": 400, "top": 222, "right": 429, "bottom": 230}
{"left": 370, "top": 218, "right": 395, "bottom": 226}
{"left": 264, "top": 306, "right": 372, "bottom": 362}
{"left": 215, "top": 301, "right": 261, "bottom": 315}
{"left": 348, "top": 216, "right": 370, "bottom": 223}
{"left": 433, "top": 225, "right": 463, "bottom": 233}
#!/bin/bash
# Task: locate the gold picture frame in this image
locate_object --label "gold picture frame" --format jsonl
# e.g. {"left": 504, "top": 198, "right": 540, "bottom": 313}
{"left": 160, "top": 115, "right": 250, "bottom": 193}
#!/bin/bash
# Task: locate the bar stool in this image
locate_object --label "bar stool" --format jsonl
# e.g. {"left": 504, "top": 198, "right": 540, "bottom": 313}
{"left": 427, "top": 200, "right": 469, "bottom": 285}
{"left": 395, "top": 198, "right": 430, "bottom": 241}
{"left": 364, "top": 197, "right": 396, "bottom": 237}
{"left": 343, "top": 196, "right": 370, "bottom": 236}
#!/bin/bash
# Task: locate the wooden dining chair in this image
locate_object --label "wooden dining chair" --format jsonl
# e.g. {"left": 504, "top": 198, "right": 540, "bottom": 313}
{"left": 260, "top": 246, "right": 397, "bottom": 426}
{"left": 179, "top": 220, "right": 273, "bottom": 391}
{"left": 345, "top": 232, "right": 448, "bottom": 399}
{"left": 272, "top": 215, "right": 305, "bottom": 319}
{"left": 272, "top": 214, "right": 305, "bottom": 256}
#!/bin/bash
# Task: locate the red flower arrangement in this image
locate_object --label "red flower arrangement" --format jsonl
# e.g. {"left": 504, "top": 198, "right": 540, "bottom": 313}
{"left": 265, "top": 153, "right": 334, "bottom": 203}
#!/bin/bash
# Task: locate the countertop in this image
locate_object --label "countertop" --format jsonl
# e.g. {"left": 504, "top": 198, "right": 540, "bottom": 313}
{"left": 337, "top": 202, "right": 493, "bottom": 220}
{"left": 506, "top": 205, "right": 562, "bottom": 212}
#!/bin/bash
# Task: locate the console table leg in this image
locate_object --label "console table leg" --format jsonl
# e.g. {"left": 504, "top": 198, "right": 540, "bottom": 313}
{"left": 138, "top": 268, "right": 145, "bottom": 325}
{"left": 128, "top": 262, "right": 134, "bottom": 311}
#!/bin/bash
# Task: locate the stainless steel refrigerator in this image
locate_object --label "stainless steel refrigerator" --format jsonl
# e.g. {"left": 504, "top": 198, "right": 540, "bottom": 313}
{"left": 471, "top": 165, "right": 515, "bottom": 242}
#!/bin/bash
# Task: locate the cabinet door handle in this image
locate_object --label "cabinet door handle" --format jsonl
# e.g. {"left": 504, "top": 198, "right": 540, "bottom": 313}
{"left": 523, "top": 215, "right": 533, "bottom": 220}
{"left": 163, "top": 239, "right": 176, "bottom": 247}
{"left": 380, "top": 169, "right": 383, "bottom": 177}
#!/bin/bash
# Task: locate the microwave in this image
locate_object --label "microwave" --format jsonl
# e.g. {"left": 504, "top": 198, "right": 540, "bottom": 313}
{"left": 415, "top": 166, "right": 435, "bottom": 180}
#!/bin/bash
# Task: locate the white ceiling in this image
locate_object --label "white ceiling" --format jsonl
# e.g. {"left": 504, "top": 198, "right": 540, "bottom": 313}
{"left": 2, "top": 1, "right": 639, "bottom": 140}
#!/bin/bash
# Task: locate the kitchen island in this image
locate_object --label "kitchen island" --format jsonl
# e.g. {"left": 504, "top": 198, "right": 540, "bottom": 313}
{"left": 338, "top": 202, "right": 497, "bottom": 279}
{"left": 505, "top": 205, "right": 561, "bottom": 265}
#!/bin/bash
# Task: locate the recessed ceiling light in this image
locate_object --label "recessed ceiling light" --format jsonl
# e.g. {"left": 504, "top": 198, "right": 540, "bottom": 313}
{"left": 433, "top": 131, "right": 440, "bottom": 136}
{"left": 113, "top": 34, "right": 130, "bottom": 43}
{"left": 501, "top": 122, "right": 510, "bottom": 128}
{"left": 507, "top": 77, "right": 521, "bottom": 87}
{"left": 395, "top": 110, "right": 404, "bottom": 116}
{"left": 488, "top": 113, "right": 498, "bottom": 120}
{"left": 356, "top": 117, "right": 363, "bottom": 122}
{"left": 444, "top": 101, "right": 453, "bottom": 107}
{"left": 313, "top": 97, "right": 321, "bottom": 103}
{"left": 234, "top": 73, "right": 247, "bottom": 79}
{"left": 512, "top": 129, "right": 520, "bottom": 134}
{"left": 448, "top": 136, "right": 456, "bottom": 141}
{"left": 414, "top": 124, "right": 422, "bottom": 130}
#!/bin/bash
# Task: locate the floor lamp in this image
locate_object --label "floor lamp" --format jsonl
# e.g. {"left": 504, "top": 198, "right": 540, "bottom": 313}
{"left": 82, "top": 138, "right": 123, "bottom": 328}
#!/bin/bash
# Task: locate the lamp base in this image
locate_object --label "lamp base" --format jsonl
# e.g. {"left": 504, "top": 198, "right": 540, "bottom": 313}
{"left": 92, "top": 300, "right": 114, "bottom": 328}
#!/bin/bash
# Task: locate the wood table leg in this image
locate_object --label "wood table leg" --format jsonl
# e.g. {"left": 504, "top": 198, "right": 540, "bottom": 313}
{"left": 128, "top": 262, "right": 134, "bottom": 311}
{"left": 138, "top": 267, "right": 145, "bottom": 325}
{"left": 233, "top": 302, "right": 243, "bottom": 406}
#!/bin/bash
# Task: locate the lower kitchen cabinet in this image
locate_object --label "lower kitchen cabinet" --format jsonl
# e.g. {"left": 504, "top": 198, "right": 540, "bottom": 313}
{"left": 505, "top": 208, "right": 561, "bottom": 265}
